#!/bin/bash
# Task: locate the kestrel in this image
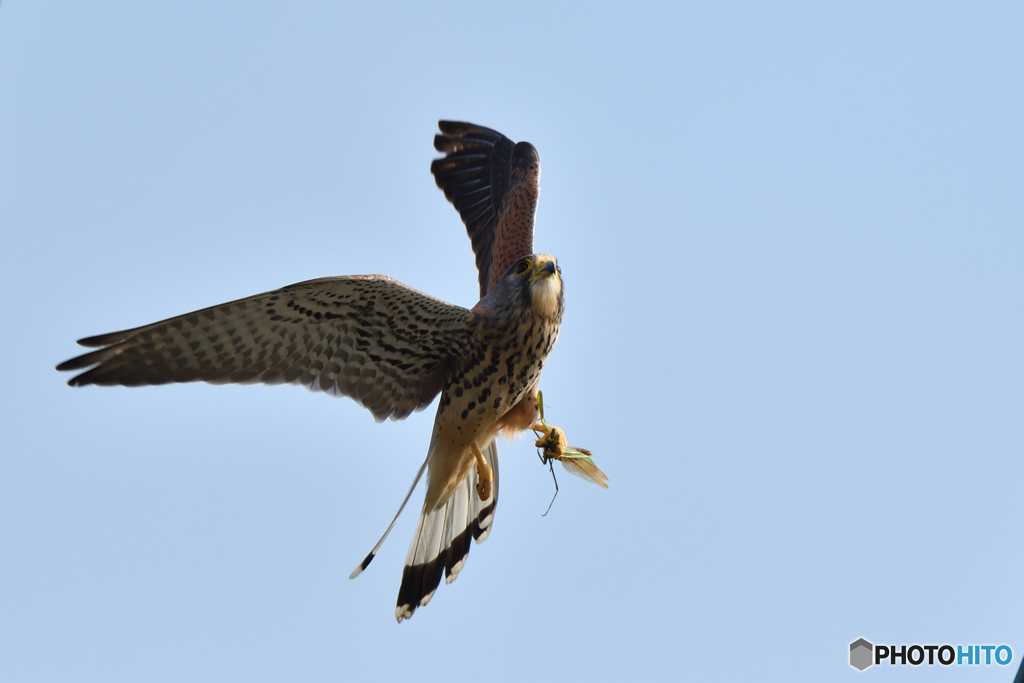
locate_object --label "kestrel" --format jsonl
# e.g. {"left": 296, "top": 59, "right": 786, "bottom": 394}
{"left": 57, "top": 121, "right": 561, "bottom": 622}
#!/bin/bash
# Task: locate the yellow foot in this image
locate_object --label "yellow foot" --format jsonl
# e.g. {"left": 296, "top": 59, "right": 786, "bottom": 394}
{"left": 470, "top": 442, "right": 492, "bottom": 501}
{"left": 532, "top": 423, "right": 567, "bottom": 460}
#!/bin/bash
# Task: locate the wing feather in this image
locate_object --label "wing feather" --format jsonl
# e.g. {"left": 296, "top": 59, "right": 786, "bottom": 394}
{"left": 56, "top": 275, "right": 478, "bottom": 422}
{"left": 431, "top": 121, "right": 539, "bottom": 297}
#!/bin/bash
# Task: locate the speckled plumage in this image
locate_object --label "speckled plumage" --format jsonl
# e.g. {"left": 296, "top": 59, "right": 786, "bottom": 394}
{"left": 57, "top": 121, "right": 556, "bottom": 624}
{"left": 384, "top": 122, "right": 551, "bottom": 621}
{"left": 424, "top": 256, "right": 563, "bottom": 511}
{"left": 58, "top": 276, "right": 477, "bottom": 421}
{"left": 391, "top": 255, "right": 563, "bottom": 621}
{"left": 57, "top": 261, "right": 563, "bottom": 620}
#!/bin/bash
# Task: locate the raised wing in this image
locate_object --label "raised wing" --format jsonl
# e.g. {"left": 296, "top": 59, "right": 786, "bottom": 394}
{"left": 56, "top": 276, "right": 478, "bottom": 422}
{"left": 400, "top": 121, "right": 538, "bottom": 621}
{"left": 431, "top": 121, "right": 539, "bottom": 298}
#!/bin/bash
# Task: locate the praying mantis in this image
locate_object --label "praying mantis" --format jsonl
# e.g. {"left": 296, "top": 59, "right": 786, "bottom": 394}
{"left": 531, "top": 391, "right": 608, "bottom": 516}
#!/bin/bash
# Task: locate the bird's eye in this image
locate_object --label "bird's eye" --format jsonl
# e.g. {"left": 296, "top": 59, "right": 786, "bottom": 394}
{"left": 514, "top": 261, "right": 531, "bottom": 276}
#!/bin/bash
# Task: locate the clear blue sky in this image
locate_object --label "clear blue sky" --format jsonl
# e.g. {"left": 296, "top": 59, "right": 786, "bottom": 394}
{"left": 1, "top": 2, "right": 1021, "bottom": 681}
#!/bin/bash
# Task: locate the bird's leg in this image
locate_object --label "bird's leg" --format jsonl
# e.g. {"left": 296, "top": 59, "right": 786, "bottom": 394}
{"left": 470, "top": 442, "right": 492, "bottom": 501}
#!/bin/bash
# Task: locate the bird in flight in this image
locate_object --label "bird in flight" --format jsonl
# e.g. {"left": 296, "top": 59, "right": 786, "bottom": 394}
{"left": 57, "top": 121, "right": 572, "bottom": 622}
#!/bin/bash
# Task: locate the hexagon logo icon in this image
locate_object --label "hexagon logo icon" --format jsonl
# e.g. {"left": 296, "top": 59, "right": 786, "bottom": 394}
{"left": 850, "top": 638, "right": 874, "bottom": 671}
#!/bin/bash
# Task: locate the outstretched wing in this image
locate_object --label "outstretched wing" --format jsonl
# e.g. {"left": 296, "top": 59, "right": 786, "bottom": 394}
{"left": 56, "top": 276, "right": 478, "bottom": 422}
{"left": 431, "top": 121, "right": 539, "bottom": 298}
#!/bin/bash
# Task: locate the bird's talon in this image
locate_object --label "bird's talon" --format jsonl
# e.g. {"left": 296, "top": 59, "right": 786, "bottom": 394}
{"left": 475, "top": 466, "right": 492, "bottom": 501}
{"left": 534, "top": 424, "right": 567, "bottom": 460}
{"left": 476, "top": 478, "right": 491, "bottom": 501}
{"left": 471, "top": 443, "right": 492, "bottom": 502}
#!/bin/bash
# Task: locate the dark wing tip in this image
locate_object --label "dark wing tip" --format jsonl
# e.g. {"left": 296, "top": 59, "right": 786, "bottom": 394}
{"left": 56, "top": 348, "right": 108, "bottom": 376}
{"left": 77, "top": 328, "right": 138, "bottom": 348}
{"left": 58, "top": 330, "right": 134, "bottom": 384}
{"left": 56, "top": 342, "right": 123, "bottom": 377}
{"left": 56, "top": 358, "right": 83, "bottom": 373}
{"left": 512, "top": 140, "right": 539, "bottom": 166}
{"left": 437, "top": 120, "right": 503, "bottom": 140}
{"left": 431, "top": 122, "right": 524, "bottom": 298}
{"left": 64, "top": 373, "right": 98, "bottom": 388}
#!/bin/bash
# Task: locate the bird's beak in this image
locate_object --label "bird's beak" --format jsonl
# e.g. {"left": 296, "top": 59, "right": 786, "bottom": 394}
{"left": 533, "top": 259, "right": 557, "bottom": 281}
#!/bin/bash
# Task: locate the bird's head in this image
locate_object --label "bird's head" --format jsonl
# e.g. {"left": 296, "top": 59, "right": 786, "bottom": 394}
{"left": 476, "top": 254, "right": 564, "bottom": 321}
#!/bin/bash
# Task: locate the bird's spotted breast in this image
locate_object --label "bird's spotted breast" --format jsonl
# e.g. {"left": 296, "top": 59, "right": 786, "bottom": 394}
{"left": 439, "top": 311, "right": 559, "bottom": 441}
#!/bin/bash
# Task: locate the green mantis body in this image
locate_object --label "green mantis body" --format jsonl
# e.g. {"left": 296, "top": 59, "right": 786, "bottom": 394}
{"left": 532, "top": 391, "right": 608, "bottom": 515}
